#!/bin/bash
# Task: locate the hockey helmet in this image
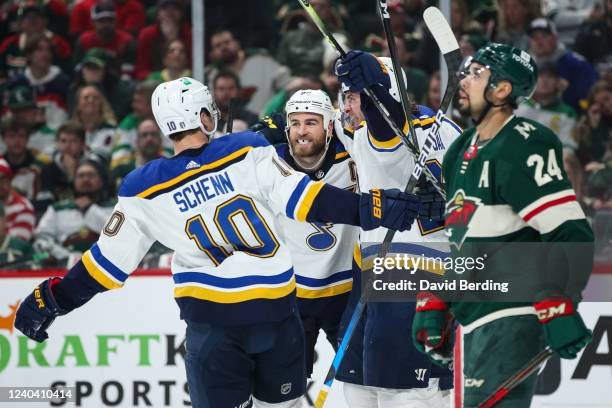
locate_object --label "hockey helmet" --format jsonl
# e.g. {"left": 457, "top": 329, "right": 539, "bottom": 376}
{"left": 470, "top": 43, "right": 538, "bottom": 105}
{"left": 151, "top": 77, "right": 220, "bottom": 138}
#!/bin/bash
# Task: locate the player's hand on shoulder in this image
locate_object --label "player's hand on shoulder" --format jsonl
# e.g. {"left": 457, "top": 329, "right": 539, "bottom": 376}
{"left": 251, "top": 112, "right": 286, "bottom": 145}
{"left": 14, "top": 278, "right": 67, "bottom": 342}
{"left": 335, "top": 50, "right": 390, "bottom": 92}
{"left": 360, "top": 188, "right": 420, "bottom": 231}
{"left": 534, "top": 294, "right": 592, "bottom": 359}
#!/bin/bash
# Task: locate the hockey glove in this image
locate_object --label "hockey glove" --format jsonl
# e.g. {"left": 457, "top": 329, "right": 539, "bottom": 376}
{"left": 534, "top": 296, "right": 592, "bottom": 359}
{"left": 250, "top": 112, "right": 286, "bottom": 145}
{"left": 335, "top": 51, "right": 390, "bottom": 92}
{"left": 14, "top": 278, "right": 67, "bottom": 342}
{"left": 413, "top": 291, "right": 454, "bottom": 368}
{"left": 360, "top": 188, "right": 420, "bottom": 231}
{"left": 416, "top": 182, "right": 446, "bottom": 222}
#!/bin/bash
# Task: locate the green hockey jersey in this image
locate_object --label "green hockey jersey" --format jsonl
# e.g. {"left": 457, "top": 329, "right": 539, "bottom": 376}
{"left": 443, "top": 115, "right": 594, "bottom": 325}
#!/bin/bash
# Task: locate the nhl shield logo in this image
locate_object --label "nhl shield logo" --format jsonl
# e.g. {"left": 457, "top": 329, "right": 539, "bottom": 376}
{"left": 280, "top": 383, "right": 292, "bottom": 395}
{"left": 445, "top": 189, "right": 482, "bottom": 249}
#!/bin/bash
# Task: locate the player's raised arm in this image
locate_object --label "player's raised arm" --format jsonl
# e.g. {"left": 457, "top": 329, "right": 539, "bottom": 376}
{"left": 14, "top": 198, "right": 155, "bottom": 342}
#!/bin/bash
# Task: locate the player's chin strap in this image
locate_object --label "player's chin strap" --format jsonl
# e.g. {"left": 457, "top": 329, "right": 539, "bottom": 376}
{"left": 200, "top": 107, "right": 220, "bottom": 139}
{"left": 473, "top": 81, "right": 510, "bottom": 126}
{"left": 285, "top": 126, "right": 333, "bottom": 172}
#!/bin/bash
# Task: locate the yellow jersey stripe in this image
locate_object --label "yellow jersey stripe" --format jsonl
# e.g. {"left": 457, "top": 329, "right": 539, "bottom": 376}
{"left": 174, "top": 279, "right": 296, "bottom": 303}
{"left": 412, "top": 117, "right": 435, "bottom": 127}
{"left": 297, "top": 281, "right": 353, "bottom": 299}
{"left": 335, "top": 151, "right": 349, "bottom": 160}
{"left": 353, "top": 243, "right": 362, "bottom": 269}
{"left": 368, "top": 132, "right": 402, "bottom": 149}
{"left": 295, "top": 181, "right": 325, "bottom": 221}
{"left": 82, "top": 250, "right": 123, "bottom": 290}
{"left": 136, "top": 146, "right": 252, "bottom": 198}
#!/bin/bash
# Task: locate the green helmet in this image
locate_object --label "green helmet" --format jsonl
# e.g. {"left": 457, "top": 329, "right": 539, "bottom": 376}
{"left": 472, "top": 43, "right": 538, "bottom": 104}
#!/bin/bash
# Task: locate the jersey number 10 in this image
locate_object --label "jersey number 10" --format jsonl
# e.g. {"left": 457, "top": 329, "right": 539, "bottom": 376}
{"left": 185, "top": 195, "right": 280, "bottom": 265}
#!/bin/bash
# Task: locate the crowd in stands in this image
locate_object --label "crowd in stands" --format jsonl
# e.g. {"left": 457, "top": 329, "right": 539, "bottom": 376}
{"left": 0, "top": 0, "right": 609, "bottom": 268}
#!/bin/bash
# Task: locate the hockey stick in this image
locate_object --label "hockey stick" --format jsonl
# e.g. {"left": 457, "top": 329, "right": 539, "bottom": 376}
{"left": 312, "top": 7, "right": 461, "bottom": 407}
{"left": 296, "top": 0, "right": 444, "bottom": 198}
{"left": 0, "top": 252, "right": 49, "bottom": 269}
{"left": 478, "top": 347, "right": 553, "bottom": 408}
{"left": 376, "top": 0, "right": 420, "bottom": 153}
{"left": 226, "top": 97, "right": 236, "bottom": 133}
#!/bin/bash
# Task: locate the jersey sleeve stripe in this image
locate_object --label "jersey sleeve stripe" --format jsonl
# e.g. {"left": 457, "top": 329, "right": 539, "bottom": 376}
{"left": 518, "top": 189, "right": 575, "bottom": 218}
{"left": 524, "top": 200, "right": 586, "bottom": 234}
{"left": 285, "top": 175, "right": 311, "bottom": 218}
{"left": 295, "top": 269, "right": 352, "bottom": 287}
{"left": 174, "top": 275, "right": 296, "bottom": 303}
{"left": 335, "top": 151, "right": 349, "bottom": 160}
{"left": 295, "top": 181, "right": 325, "bottom": 221}
{"left": 82, "top": 246, "right": 127, "bottom": 290}
{"left": 353, "top": 243, "right": 362, "bottom": 269}
{"left": 135, "top": 146, "right": 252, "bottom": 199}
{"left": 442, "top": 117, "right": 462, "bottom": 133}
{"left": 367, "top": 132, "right": 403, "bottom": 152}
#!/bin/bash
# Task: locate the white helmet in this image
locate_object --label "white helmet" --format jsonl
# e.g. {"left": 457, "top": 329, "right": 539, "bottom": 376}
{"left": 379, "top": 57, "right": 408, "bottom": 103}
{"left": 284, "top": 89, "right": 335, "bottom": 171}
{"left": 151, "top": 77, "right": 220, "bottom": 138}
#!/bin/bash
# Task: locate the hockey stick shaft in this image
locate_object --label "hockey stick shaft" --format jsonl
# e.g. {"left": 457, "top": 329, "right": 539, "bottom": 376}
{"left": 376, "top": 0, "right": 420, "bottom": 153}
{"left": 226, "top": 97, "right": 236, "bottom": 133}
{"left": 296, "top": 0, "right": 444, "bottom": 198}
{"left": 313, "top": 7, "right": 460, "bottom": 407}
{"left": 478, "top": 347, "right": 553, "bottom": 408}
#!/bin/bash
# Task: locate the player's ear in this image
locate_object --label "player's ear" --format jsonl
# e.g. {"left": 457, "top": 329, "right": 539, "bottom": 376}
{"left": 492, "top": 80, "right": 513, "bottom": 104}
{"left": 200, "top": 109, "right": 214, "bottom": 132}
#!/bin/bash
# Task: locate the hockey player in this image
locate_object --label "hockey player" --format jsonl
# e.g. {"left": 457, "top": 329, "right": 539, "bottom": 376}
{"left": 412, "top": 43, "right": 595, "bottom": 407}
{"left": 14, "top": 77, "right": 425, "bottom": 408}
{"left": 334, "top": 52, "right": 460, "bottom": 407}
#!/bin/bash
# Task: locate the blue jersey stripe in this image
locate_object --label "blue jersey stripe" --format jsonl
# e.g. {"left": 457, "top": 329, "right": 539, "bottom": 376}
{"left": 90, "top": 243, "right": 129, "bottom": 282}
{"left": 173, "top": 268, "right": 294, "bottom": 289}
{"left": 442, "top": 117, "right": 462, "bottom": 134}
{"left": 295, "top": 269, "right": 352, "bottom": 287}
{"left": 285, "top": 175, "right": 311, "bottom": 218}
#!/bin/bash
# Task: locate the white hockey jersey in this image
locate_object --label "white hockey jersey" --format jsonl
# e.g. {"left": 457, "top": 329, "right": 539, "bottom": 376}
{"left": 275, "top": 140, "right": 359, "bottom": 302}
{"left": 79, "top": 131, "right": 329, "bottom": 326}
{"left": 334, "top": 105, "right": 462, "bottom": 246}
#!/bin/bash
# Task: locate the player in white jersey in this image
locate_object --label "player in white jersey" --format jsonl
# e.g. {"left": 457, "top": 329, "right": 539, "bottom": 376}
{"left": 333, "top": 53, "right": 462, "bottom": 407}
{"left": 269, "top": 89, "right": 360, "bottom": 379}
{"left": 14, "top": 77, "right": 426, "bottom": 408}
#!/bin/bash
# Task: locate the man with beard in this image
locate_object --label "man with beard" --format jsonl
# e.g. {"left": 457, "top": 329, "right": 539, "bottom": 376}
{"left": 34, "top": 157, "right": 115, "bottom": 261}
{"left": 412, "top": 43, "right": 594, "bottom": 407}
{"left": 208, "top": 29, "right": 318, "bottom": 116}
{"left": 111, "top": 118, "right": 170, "bottom": 188}
{"left": 212, "top": 70, "right": 259, "bottom": 134}
{"left": 270, "top": 89, "right": 360, "bottom": 381}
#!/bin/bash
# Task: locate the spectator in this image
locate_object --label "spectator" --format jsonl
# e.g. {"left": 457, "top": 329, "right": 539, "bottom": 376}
{"left": 71, "top": 85, "right": 118, "bottom": 159}
{"left": 516, "top": 63, "right": 583, "bottom": 197}
{"left": 70, "top": 0, "right": 145, "bottom": 37}
{"left": 75, "top": 0, "right": 136, "bottom": 79}
{"left": 208, "top": 29, "right": 295, "bottom": 115}
{"left": 111, "top": 80, "right": 163, "bottom": 168}
{"left": 0, "top": 0, "right": 71, "bottom": 80}
{"left": 576, "top": 80, "right": 612, "bottom": 165}
{"left": 3, "top": 86, "right": 55, "bottom": 155}
{"left": 37, "top": 121, "right": 87, "bottom": 211}
{"left": 8, "top": 34, "right": 69, "bottom": 130}
{"left": 135, "top": 0, "right": 192, "bottom": 80}
{"left": 574, "top": 0, "right": 612, "bottom": 70}
{"left": 146, "top": 39, "right": 191, "bottom": 82}
{"left": 424, "top": 70, "right": 441, "bottom": 110}
{"left": 212, "top": 70, "right": 259, "bottom": 134}
{"left": 68, "top": 48, "right": 133, "bottom": 121}
{"left": 459, "top": 33, "right": 488, "bottom": 58}
{"left": 381, "top": 35, "right": 429, "bottom": 105}
{"left": 0, "top": 117, "right": 47, "bottom": 201}
{"left": 276, "top": 0, "right": 345, "bottom": 78}
{"left": 0, "top": 157, "right": 35, "bottom": 241}
{"left": 528, "top": 17, "right": 599, "bottom": 112}
{"left": 496, "top": 0, "right": 540, "bottom": 50}
{"left": 547, "top": 0, "right": 598, "bottom": 48}
{"left": 0, "top": 202, "right": 33, "bottom": 266}
{"left": 111, "top": 118, "right": 169, "bottom": 188}
{"left": 34, "top": 157, "right": 115, "bottom": 260}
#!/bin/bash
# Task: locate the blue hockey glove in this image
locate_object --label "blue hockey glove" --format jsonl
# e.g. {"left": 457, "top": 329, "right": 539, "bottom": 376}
{"left": 413, "top": 291, "right": 454, "bottom": 368}
{"left": 416, "top": 183, "right": 446, "bottom": 222}
{"left": 250, "top": 112, "right": 286, "bottom": 145}
{"left": 534, "top": 296, "right": 592, "bottom": 359}
{"left": 360, "top": 188, "right": 420, "bottom": 231}
{"left": 335, "top": 50, "right": 390, "bottom": 92}
{"left": 14, "top": 277, "right": 67, "bottom": 342}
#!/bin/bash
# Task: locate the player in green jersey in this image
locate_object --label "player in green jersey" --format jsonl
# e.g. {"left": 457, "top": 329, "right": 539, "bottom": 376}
{"left": 412, "top": 43, "right": 595, "bottom": 407}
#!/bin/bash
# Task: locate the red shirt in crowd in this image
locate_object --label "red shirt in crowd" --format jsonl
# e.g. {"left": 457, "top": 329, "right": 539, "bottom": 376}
{"left": 78, "top": 29, "right": 134, "bottom": 60}
{"left": 5, "top": 190, "right": 35, "bottom": 241}
{"left": 135, "top": 22, "right": 192, "bottom": 80}
{"left": 69, "top": 0, "right": 145, "bottom": 36}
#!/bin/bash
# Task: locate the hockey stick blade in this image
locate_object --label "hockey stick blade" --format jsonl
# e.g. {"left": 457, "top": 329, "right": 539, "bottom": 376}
{"left": 478, "top": 347, "right": 553, "bottom": 408}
